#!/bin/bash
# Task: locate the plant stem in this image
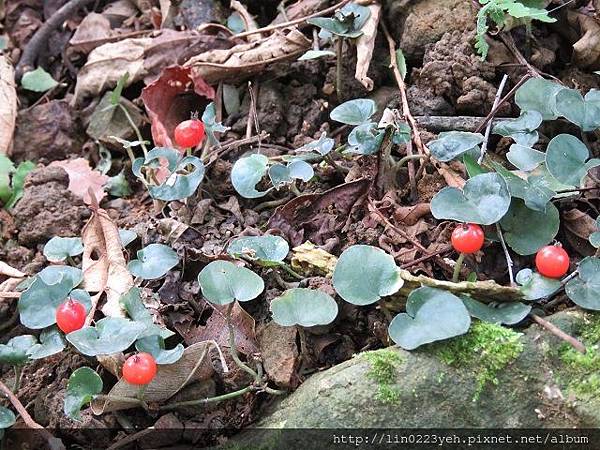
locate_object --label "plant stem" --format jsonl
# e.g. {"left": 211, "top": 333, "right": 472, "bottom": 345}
{"left": 335, "top": 38, "right": 343, "bottom": 101}
{"left": 496, "top": 223, "right": 515, "bottom": 286}
{"left": 397, "top": 154, "right": 428, "bottom": 168}
{"left": 279, "top": 263, "right": 303, "bottom": 280}
{"left": 118, "top": 103, "right": 148, "bottom": 157}
{"left": 478, "top": 74, "right": 509, "bottom": 164}
{"left": 93, "top": 395, "right": 149, "bottom": 411}
{"left": 159, "top": 386, "right": 253, "bottom": 411}
{"left": 12, "top": 366, "right": 22, "bottom": 393}
{"left": 452, "top": 253, "right": 465, "bottom": 283}
{"left": 226, "top": 304, "right": 260, "bottom": 381}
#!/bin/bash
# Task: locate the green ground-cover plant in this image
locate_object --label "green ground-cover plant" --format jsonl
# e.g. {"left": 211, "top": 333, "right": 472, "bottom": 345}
{"left": 0, "top": 155, "right": 35, "bottom": 209}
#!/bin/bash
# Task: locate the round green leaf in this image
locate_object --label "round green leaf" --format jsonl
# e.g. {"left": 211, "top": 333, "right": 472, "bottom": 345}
{"left": 227, "top": 235, "right": 289, "bottom": 264}
{"left": 506, "top": 144, "right": 545, "bottom": 172}
{"left": 388, "top": 287, "right": 471, "bottom": 350}
{"left": 135, "top": 335, "right": 184, "bottom": 365}
{"left": 43, "top": 237, "right": 84, "bottom": 262}
{"left": 21, "top": 67, "right": 59, "bottom": 92}
{"left": 66, "top": 317, "right": 146, "bottom": 356}
{"left": 546, "top": 134, "right": 600, "bottom": 186}
{"left": 298, "top": 50, "right": 336, "bottom": 60}
{"left": 515, "top": 78, "right": 564, "bottom": 120}
{"left": 428, "top": 131, "right": 484, "bottom": 162}
{"left": 0, "top": 335, "right": 37, "bottom": 365}
{"left": 198, "top": 261, "right": 264, "bottom": 305}
{"left": 119, "top": 229, "right": 137, "bottom": 247}
{"left": 493, "top": 111, "right": 542, "bottom": 146}
{"left": 431, "top": 172, "right": 511, "bottom": 225}
{"left": 127, "top": 244, "right": 179, "bottom": 280}
{"left": 120, "top": 287, "right": 173, "bottom": 339}
{"left": 346, "top": 122, "right": 384, "bottom": 155}
{"left": 0, "top": 407, "right": 15, "bottom": 429}
{"left": 150, "top": 156, "right": 205, "bottom": 201}
{"left": 555, "top": 88, "right": 600, "bottom": 132}
{"left": 27, "top": 326, "right": 66, "bottom": 359}
{"left": 330, "top": 99, "right": 376, "bottom": 125}
{"left": 516, "top": 268, "right": 561, "bottom": 301}
{"left": 231, "top": 154, "right": 270, "bottom": 199}
{"left": 270, "top": 288, "right": 338, "bottom": 327}
{"left": 18, "top": 266, "right": 83, "bottom": 329}
{"left": 332, "top": 245, "right": 403, "bottom": 305}
{"left": 461, "top": 297, "right": 531, "bottom": 325}
{"left": 269, "top": 160, "right": 314, "bottom": 188}
{"left": 565, "top": 257, "right": 600, "bottom": 310}
{"left": 64, "top": 367, "right": 103, "bottom": 420}
{"left": 297, "top": 133, "right": 334, "bottom": 156}
{"left": 500, "top": 199, "right": 559, "bottom": 255}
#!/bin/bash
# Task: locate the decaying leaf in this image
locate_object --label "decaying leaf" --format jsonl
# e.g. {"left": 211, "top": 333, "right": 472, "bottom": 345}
{"left": 0, "top": 261, "right": 25, "bottom": 278}
{"left": 91, "top": 341, "right": 216, "bottom": 413}
{"left": 141, "top": 66, "right": 214, "bottom": 147}
{"left": 81, "top": 202, "right": 133, "bottom": 318}
{"left": 568, "top": 11, "right": 600, "bottom": 70}
{"left": 291, "top": 241, "right": 338, "bottom": 276}
{"left": 69, "top": 12, "right": 114, "bottom": 54}
{"left": 0, "top": 55, "right": 17, "bottom": 156}
{"left": 563, "top": 208, "right": 597, "bottom": 257}
{"left": 50, "top": 158, "right": 108, "bottom": 205}
{"left": 354, "top": 3, "right": 381, "bottom": 91}
{"left": 185, "top": 29, "right": 311, "bottom": 84}
{"left": 230, "top": 0, "right": 261, "bottom": 42}
{"left": 257, "top": 321, "right": 298, "bottom": 389}
{"left": 74, "top": 30, "right": 228, "bottom": 104}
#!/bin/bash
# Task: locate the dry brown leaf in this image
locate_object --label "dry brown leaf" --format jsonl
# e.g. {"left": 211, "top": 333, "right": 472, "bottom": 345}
{"left": 436, "top": 162, "right": 465, "bottom": 188}
{"left": 50, "top": 158, "right": 108, "bottom": 205}
{"left": 568, "top": 11, "right": 600, "bottom": 70}
{"left": 0, "top": 55, "right": 17, "bottom": 156}
{"left": 257, "top": 322, "right": 298, "bottom": 389}
{"left": 0, "top": 261, "right": 25, "bottom": 278}
{"left": 291, "top": 241, "right": 337, "bottom": 277}
{"left": 230, "top": 0, "right": 261, "bottom": 42}
{"left": 563, "top": 208, "right": 597, "bottom": 257}
{"left": 81, "top": 204, "right": 133, "bottom": 318}
{"left": 354, "top": 3, "right": 380, "bottom": 91}
{"left": 69, "top": 12, "right": 113, "bottom": 54}
{"left": 91, "top": 341, "right": 216, "bottom": 413}
{"left": 185, "top": 29, "right": 311, "bottom": 84}
{"left": 271, "top": 0, "right": 329, "bottom": 24}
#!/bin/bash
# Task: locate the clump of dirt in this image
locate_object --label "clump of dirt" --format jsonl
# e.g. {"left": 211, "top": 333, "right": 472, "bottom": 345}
{"left": 12, "top": 166, "right": 90, "bottom": 246}
{"left": 407, "top": 30, "right": 511, "bottom": 116}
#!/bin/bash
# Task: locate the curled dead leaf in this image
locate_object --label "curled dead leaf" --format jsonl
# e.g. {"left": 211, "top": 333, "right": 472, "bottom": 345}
{"left": 568, "top": 11, "right": 600, "bottom": 70}
{"left": 291, "top": 241, "right": 337, "bottom": 277}
{"left": 230, "top": 0, "right": 261, "bottom": 42}
{"left": 91, "top": 340, "right": 216, "bottom": 413}
{"left": 0, "top": 55, "right": 17, "bottom": 156}
{"left": 354, "top": 3, "right": 381, "bottom": 91}
{"left": 185, "top": 29, "right": 311, "bottom": 84}
{"left": 81, "top": 203, "right": 133, "bottom": 319}
{"left": 50, "top": 158, "right": 108, "bottom": 205}
{"left": 0, "top": 261, "right": 25, "bottom": 278}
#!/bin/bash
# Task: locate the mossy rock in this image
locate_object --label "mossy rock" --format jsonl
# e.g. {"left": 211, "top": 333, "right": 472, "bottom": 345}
{"left": 239, "top": 310, "right": 600, "bottom": 438}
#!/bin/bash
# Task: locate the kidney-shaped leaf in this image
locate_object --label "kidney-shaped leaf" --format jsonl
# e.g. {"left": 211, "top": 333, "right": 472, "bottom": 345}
{"left": 333, "top": 245, "right": 403, "bottom": 305}
{"left": 565, "top": 257, "right": 600, "bottom": 310}
{"left": 493, "top": 110, "right": 542, "bottom": 146}
{"left": 43, "top": 237, "right": 84, "bottom": 262}
{"left": 135, "top": 335, "right": 184, "bottom": 365}
{"left": 516, "top": 268, "right": 561, "bottom": 301}
{"left": 431, "top": 172, "right": 511, "bottom": 225}
{"left": 555, "top": 88, "right": 600, "bottom": 132}
{"left": 0, "top": 335, "right": 37, "bottom": 366}
{"left": 270, "top": 288, "right": 338, "bottom": 327}
{"left": 500, "top": 199, "right": 559, "bottom": 255}
{"left": 506, "top": 144, "right": 545, "bottom": 172}
{"left": 0, "top": 407, "right": 15, "bottom": 430}
{"left": 461, "top": 297, "right": 531, "bottom": 325}
{"left": 429, "top": 131, "right": 484, "bottom": 162}
{"left": 198, "top": 261, "right": 264, "bottom": 305}
{"left": 127, "top": 244, "right": 179, "bottom": 280}
{"left": 269, "top": 160, "right": 314, "bottom": 188}
{"left": 546, "top": 134, "right": 600, "bottom": 186}
{"left": 18, "top": 266, "right": 83, "bottom": 329}
{"left": 64, "top": 367, "right": 103, "bottom": 420}
{"left": 388, "top": 287, "right": 471, "bottom": 350}
{"left": 231, "top": 154, "right": 270, "bottom": 199}
{"left": 227, "top": 235, "right": 289, "bottom": 264}
{"left": 120, "top": 287, "right": 173, "bottom": 339}
{"left": 27, "top": 327, "right": 66, "bottom": 359}
{"left": 66, "top": 317, "right": 146, "bottom": 356}
{"left": 330, "top": 99, "right": 375, "bottom": 125}
{"left": 515, "top": 78, "right": 564, "bottom": 120}
{"left": 346, "top": 122, "right": 384, "bottom": 155}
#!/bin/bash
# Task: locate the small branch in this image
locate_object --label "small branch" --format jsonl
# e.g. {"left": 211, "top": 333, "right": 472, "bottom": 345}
{"left": 399, "top": 245, "right": 453, "bottom": 269}
{"left": 397, "top": 154, "right": 428, "bottom": 168}
{"left": 118, "top": 104, "right": 148, "bottom": 157}
{"left": 530, "top": 314, "right": 586, "bottom": 354}
{"left": 15, "top": 0, "right": 96, "bottom": 79}
{"left": 231, "top": 0, "right": 352, "bottom": 39}
{"left": 496, "top": 223, "right": 514, "bottom": 286}
{"left": 0, "top": 380, "right": 65, "bottom": 450}
{"left": 478, "top": 74, "right": 509, "bottom": 164}
{"left": 335, "top": 38, "right": 344, "bottom": 100}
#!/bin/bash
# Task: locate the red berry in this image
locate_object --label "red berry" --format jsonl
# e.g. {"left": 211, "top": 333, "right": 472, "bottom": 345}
{"left": 122, "top": 353, "right": 157, "bottom": 385}
{"left": 56, "top": 299, "right": 86, "bottom": 334}
{"left": 174, "top": 119, "right": 205, "bottom": 148}
{"left": 535, "top": 245, "right": 570, "bottom": 279}
{"left": 451, "top": 223, "right": 485, "bottom": 254}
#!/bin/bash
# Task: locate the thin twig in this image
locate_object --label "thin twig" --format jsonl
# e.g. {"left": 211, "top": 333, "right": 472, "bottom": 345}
{"left": 496, "top": 223, "right": 514, "bottom": 286}
{"left": 231, "top": 0, "right": 352, "bottom": 39}
{"left": 159, "top": 386, "right": 253, "bottom": 411}
{"left": 478, "top": 74, "right": 508, "bottom": 164}
{"left": 530, "top": 314, "right": 586, "bottom": 354}
{"left": 15, "top": 0, "right": 96, "bottom": 79}
{"left": 400, "top": 246, "right": 453, "bottom": 269}
{"left": 0, "top": 380, "right": 65, "bottom": 450}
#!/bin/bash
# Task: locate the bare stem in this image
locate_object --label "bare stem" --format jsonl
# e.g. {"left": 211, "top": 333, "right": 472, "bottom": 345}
{"left": 478, "top": 74, "right": 509, "bottom": 164}
{"left": 496, "top": 223, "right": 515, "bottom": 286}
{"left": 159, "top": 386, "right": 253, "bottom": 411}
{"left": 452, "top": 253, "right": 465, "bottom": 283}
{"left": 118, "top": 103, "right": 148, "bottom": 157}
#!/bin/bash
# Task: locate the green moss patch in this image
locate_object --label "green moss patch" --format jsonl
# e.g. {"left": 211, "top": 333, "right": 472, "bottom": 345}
{"left": 434, "top": 322, "right": 524, "bottom": 401}
{"left": 362, "top": 349, "right": 405, "bottom": 405}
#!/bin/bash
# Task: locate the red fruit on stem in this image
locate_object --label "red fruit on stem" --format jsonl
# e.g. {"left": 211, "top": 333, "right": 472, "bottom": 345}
{"left": 535, "top": 245, "right": 570, "bottom": 279}
{"left": 174, "top": 119, "right": 205, "bottom": 148}
{"left": 451, "top": 223, "right": 485, "bottom": 254}
{"left": 122, "top": 353, "right": 157, "bottom": 385}
{"left": 56, "top": 298, "right": 86, "bottom": 334}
